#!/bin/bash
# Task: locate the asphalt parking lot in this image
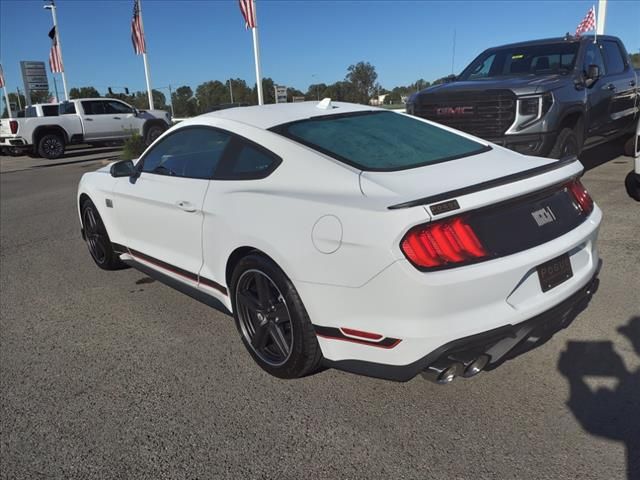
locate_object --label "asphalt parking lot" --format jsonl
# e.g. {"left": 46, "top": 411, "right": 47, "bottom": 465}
{"left": 1, "top": 141, "right": 638, "bottom": 480}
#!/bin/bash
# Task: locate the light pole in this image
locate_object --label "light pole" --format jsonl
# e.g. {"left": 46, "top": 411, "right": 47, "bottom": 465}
{"left": 228, "top": 79, "right": 234, "bottom": 104}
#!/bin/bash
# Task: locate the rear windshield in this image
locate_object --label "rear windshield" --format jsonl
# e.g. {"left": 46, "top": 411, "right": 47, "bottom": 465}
{"left": 272, "top": 111, "right": 488, "bottom": 171}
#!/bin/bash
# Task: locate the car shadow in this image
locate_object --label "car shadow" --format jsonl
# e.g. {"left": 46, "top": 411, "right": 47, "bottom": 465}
{"left": 558, "top": 316, "right": 640, "bottom": 480}
{"left": 579, "top": 137, "right": 628, "bottom": 171}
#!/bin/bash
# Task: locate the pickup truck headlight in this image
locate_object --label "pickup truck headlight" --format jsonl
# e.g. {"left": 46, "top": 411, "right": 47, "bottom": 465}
{"left": 515, "top": 93, "right": 553, "bottom": 130}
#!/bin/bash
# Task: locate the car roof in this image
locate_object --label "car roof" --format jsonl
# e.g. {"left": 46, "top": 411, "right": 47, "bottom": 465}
{"left": 198, "top": 101, "right": 383, "bottom": 130}
{"left": 487, "top": 34, "right": 620, "bottom": 51}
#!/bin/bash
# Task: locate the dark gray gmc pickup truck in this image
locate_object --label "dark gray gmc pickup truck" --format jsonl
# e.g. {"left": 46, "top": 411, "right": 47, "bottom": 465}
{"left": 407, "top": 35, "right": 639, "bottom": 158}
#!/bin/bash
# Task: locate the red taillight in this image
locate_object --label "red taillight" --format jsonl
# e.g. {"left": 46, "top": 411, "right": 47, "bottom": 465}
{"left": 567, "top": 179, "right": 593, "bottom": 215}
{"left": 401, "top": 216, "right": 488, "bottom": 269}
{"left": 9, "top": 120, "right": 18, "bottom": 134}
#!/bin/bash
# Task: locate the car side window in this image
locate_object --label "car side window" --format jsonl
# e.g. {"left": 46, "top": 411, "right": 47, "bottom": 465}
{"left": 601, "top": 41, "right": 626, "bottom": 75}
{"left": 104, "top": 101, "right": 133, "bottom": 115}
{"left": 215, "top": 139, "right": 281, "bottom": 180}
{"left": 81, "top": 101, "right": 106, "bottom": 115}
{"left": 583, "top": 43, "right": 606, "bottom": 76}
{"left": 140, "top": 127, "right": 231, "bottom": 179}
{"left": 60, "top": 102, "right": 76, "bottom": 115}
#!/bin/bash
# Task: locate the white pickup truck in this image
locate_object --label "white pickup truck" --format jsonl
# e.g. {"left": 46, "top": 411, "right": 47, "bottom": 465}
{"left": 0, "top": 98, "right": 171, "bottom": 159}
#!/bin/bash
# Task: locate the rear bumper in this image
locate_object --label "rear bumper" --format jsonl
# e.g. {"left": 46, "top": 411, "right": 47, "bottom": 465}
{"left": 0, "top": 137, "right": 29, "bottom": 147}
{"left": 324, "top": 270, "right": 599, "bottom": 381}
{"left": 297, "top": 205, "right": 602, "bottom": 380}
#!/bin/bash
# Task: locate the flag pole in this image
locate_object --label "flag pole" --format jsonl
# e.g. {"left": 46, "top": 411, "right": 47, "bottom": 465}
{"left": 593, "top": 5, "right": 597, "bottom": 44}
{"left": 1, "top": 65, "right": 12, "bottom": 118}
{"left": 252, "top": 1, "right": 264, "bottom": 105}
{"left": 46, "top": 2, "right": 69, "bottom": 101}
{"left": 138, "top": 0, "right": 154, "bottom": 110}
{"left": 597, "top": 0, "right": 607, "bottom": 35}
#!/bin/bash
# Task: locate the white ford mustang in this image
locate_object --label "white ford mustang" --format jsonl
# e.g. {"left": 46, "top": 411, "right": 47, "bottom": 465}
{"left": 77, "top": 100, "right": 601, "bottom": 383}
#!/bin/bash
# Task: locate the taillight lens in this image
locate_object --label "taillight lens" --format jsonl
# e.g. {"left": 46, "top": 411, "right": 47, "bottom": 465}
{"left": 567, "top": 179, "right": 593, "bottom": 215}
{"left": 401, "top": 216, "right": 488, "bottom": 270}
{"left": 9, "top": 120, "right": 18, "bottom": 134}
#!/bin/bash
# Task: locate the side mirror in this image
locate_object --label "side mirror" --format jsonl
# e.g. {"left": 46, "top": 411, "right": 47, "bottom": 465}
{"left": 585, "top": 64, "right": 600, "bottom": 86}
{"left": 133, "top": 108, "right": 139, "bottom": 117}
{"left": 110, "top": 159, "right": 136, "bottom": 177}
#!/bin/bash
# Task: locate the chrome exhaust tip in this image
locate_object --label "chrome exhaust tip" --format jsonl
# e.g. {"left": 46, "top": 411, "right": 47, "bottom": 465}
{"left": 421, "top": 361, "right": 464, "bottom": 384}
{"left": 463, "top": 354, "right": 490, "bottom": 378}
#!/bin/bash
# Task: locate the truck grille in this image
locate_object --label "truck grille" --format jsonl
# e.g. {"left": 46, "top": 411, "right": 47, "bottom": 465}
{"left": 413, "top": 90, "right": 516, "bottom": 139}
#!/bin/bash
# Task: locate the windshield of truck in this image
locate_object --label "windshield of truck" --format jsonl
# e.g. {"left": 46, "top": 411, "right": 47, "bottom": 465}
{"left": 459, "top": 42, "right": 580, "bottom": 80}
{"left": 272, "top": 111, "right": 489, "bottom": 171}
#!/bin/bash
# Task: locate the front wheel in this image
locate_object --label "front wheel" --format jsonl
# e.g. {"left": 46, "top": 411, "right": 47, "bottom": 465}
{"left": 231, "top": 254, "right": 322, "bottom": 379}
{"left": 81, "top": 199, "right": 127, "bottom": 270}
{"left": 549, "top": 128, "right": 580, "bottom": 159}
{"left": 625, "top": 170, "right": 640, "bottom": 201}
{"left": 37, "top": 133, "right": 65, "bottom": 159}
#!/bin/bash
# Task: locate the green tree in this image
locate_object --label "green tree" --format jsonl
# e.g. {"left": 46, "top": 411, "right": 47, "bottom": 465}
{"left": 171, "top": 86, "right": 197, "bottom": 117}
{"left": 254, "top": 77, "right": 276, "bottom": 104}
{"left": 30, "top": 90, "right": 54, "bottom": 104}
{"left": 630, "top": 52, "right": 640, "bottom": 68}
{"left": 195, "top": 80, "right": 230, "bottom": 113}
{"left": 287, "top": 87, "right": 304, "bottom": 102}
{"left": 345, "top": 61, "right": 378, "bottom": 104}
{"left": 229, "top": 78, "right": 253, "bottom": 105}
{"left": 305, "top": 83, "right": 327, "bottom": 101}
{"left": 69, "top": 86, "right": 100, "bottom": 99}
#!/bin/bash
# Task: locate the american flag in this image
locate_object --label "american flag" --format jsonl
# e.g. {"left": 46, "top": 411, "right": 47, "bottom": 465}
{"left": 48, "top": 26, "right": 64, "bottom": 73}
{"left": 0, "top": 64, "right": 5, "bottom": 88}
{"left": 131, "top": 0, "right": 146, "bottom": 55}
{"left": 239, "top": 0, "right": 257, "bottom": 29}
{"left": 575, "top": 6, "right": 596, "bottom": 37}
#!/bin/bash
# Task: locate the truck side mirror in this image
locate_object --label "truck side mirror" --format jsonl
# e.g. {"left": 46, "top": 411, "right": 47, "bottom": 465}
{"left": 585, "top": 65, "right": 600, "bottom": 87}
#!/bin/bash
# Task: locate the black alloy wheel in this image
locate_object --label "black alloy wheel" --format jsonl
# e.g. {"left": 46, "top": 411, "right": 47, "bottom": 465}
{"left": 81, "top": 200, "right": 126, "bottom": 270}
{"left": 235, "top": 269, "right": 293, "bottom": 367}
{"left": 231, "top": 254, "right": 322, "bottom": 379}
{"left": 38, "top": 134, "right": 65, "bottom": 159}
{"left": 145, "top": 125, "right": 166, "bottom": 145}
{"left": 550, "top": 128, "right": 579, "bottom": 159}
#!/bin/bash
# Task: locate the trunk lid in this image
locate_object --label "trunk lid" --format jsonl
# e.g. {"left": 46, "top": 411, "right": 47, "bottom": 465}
{"left": 360, "top": 145, "right": 565, "bottom": 207}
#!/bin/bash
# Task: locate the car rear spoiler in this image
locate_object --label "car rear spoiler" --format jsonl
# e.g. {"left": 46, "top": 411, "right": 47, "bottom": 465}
{"left": 387, "top": 155, "right": 580, "bottom": 210}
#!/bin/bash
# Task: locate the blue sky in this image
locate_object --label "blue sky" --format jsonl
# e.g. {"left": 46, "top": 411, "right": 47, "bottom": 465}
{"left": 1, "top": 0, "right": 639, "bottom": 99}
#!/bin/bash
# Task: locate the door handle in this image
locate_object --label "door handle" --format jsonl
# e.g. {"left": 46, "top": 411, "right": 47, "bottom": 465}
{"left": 85, "top": 118, "right": 93, "bottom": 121}
{"left": 113, "top": 116, "right": 121, "bottom": 120}
{"left": 176, "top": 200, "right": 197, "bottom": 212}
{"left": 606, "top": 83, "right": 616, "bottom": 91}
{"left": 630, "top": 80, "right": 636, "bottom": 87}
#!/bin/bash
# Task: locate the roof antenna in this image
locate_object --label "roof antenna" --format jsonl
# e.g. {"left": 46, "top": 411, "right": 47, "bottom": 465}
{"left": 316, "top": 98, "right": 333, "bottom": 110}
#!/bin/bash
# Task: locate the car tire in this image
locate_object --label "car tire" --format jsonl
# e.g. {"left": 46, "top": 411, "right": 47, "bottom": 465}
{"left": 549, "top": 128, "right": 580, "bottom": 159}
{"left": 81, "top": 199, "right": 128, "bottom": 270}
{"left": 144, "top": 125, "right": 166, "bottom": 146}
{"left": 37, "top": 133, "right": 65, "bottom": 159}
{"left": 625, "top": 170, "right": 640, "bottom": 202}
{"left": 230, "top": 253, "right": 323, "bottom": 379}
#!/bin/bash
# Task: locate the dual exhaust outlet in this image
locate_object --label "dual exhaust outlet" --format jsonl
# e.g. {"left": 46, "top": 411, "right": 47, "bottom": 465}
{"left": 421, "top": 353, "right": 491, "bottom": 384}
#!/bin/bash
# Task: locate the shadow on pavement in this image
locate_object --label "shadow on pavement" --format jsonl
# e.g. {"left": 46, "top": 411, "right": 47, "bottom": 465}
{"left": 579, "top": 137, "right": 628, "bottom": 171}
{"left": 558, "top": 316, "right": 640, "bottom": 480}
